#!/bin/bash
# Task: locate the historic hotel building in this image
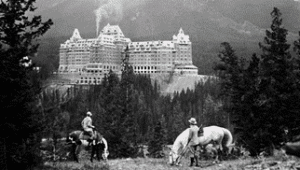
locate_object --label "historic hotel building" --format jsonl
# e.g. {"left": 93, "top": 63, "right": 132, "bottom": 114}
{"left": 126, "top": 28, "right": 198, "bottom": 75}
{"left": 57, "top": 24, "right": 198, "bottom": 84}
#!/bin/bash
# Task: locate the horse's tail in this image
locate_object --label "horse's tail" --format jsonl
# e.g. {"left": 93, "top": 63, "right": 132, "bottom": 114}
{"left": 222, "top": 128, "right": 234, "bottom": 152}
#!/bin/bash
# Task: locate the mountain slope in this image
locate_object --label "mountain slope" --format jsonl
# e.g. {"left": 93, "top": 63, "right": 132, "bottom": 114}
{"left": 35, "top": 0, "right": 300, "bottom": 75}
{"left": 36, "top": 0, "right": 300, "bottom": 38}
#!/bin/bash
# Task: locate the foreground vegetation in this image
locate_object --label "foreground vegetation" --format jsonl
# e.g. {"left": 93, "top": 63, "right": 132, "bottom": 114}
{"left": 39, "top": 141, "right": 300, "bottom": 170}
{"left": 40, "top": 154, "right": 300, "bottom": 170}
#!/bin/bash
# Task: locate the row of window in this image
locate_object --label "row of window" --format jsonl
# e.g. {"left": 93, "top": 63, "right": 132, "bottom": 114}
{"left": 77, "top": 80, "right": 101, "bottom": 84}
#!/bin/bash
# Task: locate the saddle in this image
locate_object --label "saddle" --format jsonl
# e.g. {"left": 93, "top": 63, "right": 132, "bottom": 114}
{"left": 198, "top": 126, "right": 204, "bottom": 136}
{"left": 82, "top": 131, "right": 92, "bottom": 137}
{"left": 80, "top": 130, "right": 103, "bottom": 144}
{"left": 79, "top": 130, "right": 94, "bottom": 141}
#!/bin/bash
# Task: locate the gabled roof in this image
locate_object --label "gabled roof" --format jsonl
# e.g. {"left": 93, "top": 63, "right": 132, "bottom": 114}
{"left": 99, "top": 23, "right": 124, "bottom": 38}
{"left": 70, "top": 28, "right": 82, "bottom": 42}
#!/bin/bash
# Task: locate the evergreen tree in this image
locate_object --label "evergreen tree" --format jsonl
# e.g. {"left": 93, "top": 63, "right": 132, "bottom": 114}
{"left": 233, "top": 54, "right": 262, "bottom": 156}
{"left": 118, "top": 47, "right": 139, "bottom": 157}
{"left": 65, "top": 88, "right": 89, "bottom": 131}
{"left": 135, "top": 93, "right": 151, "bottom": 143}
{"left": 99, "top": 71, "right": 124, "bottom": 158}
{"left": 214, "top": 42, "right": 264, "bottom": 155}
{"left": 148, "top": 115, "right": 167, "bottom": 158}
{"left": 213, "top": 42, "right": 245, "bottom": 129}
{"left": 0, "top": 0, "right": 52, "bottom": 169}
{"left": 289, "top": 32, "right": 300, "bottom": 139}
{"left": 294, "top": 32, "right": 300, "bottom": 57}
{"left": 168, "top": 99, "right": 185, "bottom": 143}
{"left": 214, "top": 42, "right": 245, "bottom": 104}
{"left": 214, "top": 8, "right": 300, "bottom": 156}
{"left": 257, "top": 7, "right": 296, "bottom": 150}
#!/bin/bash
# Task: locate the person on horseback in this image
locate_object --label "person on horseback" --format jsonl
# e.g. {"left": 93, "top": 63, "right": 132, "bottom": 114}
{"left": 81, "top": 111, "right": 95, "bottom": 143}
{"left": 188, "top": 117, "right": 200, "bottom": 167}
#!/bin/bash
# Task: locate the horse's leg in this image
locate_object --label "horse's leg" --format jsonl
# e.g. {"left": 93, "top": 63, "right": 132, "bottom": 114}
{"left": 223, "top": 146, "right": 229, "bottom": 158}
{"left": 213, "top": 140, "right": 222, "bottom": 164}
{"left": 217, "top": 135, "right": 224, "bottom": 163}
{"left": 71, "top": 144, "right": 79, "bottom": 163}
{"left": 93, "top": 144, "right": 101, "bottom": 162}
{"left": 218, "top": 137, "right": 224, "bottom": 153}
{"left": 90, "top": 145, "right": 95, "bottom": 163}
{"left": 75, "top": 145, "right": 81, "bottom": 163}
{"left": 97, "top": 146, "right": 101, "bottom": 161}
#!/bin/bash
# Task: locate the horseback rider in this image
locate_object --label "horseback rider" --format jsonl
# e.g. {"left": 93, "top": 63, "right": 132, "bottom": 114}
{"left": 188, "top": 117, "right": 200, "bottom": 167}
{"left": 81, "top": 111, "right": 95, "bottom": 143}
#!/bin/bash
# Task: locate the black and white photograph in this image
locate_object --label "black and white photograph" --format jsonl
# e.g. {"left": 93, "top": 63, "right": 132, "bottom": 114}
{"left": 1, "top": 0, "right": 300, "bottom": 169}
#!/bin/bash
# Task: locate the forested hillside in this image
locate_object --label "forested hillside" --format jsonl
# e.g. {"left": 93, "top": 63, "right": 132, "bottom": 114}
{"left": 40, "top": 7, "right": 300, "bottom": 159}
{"left": 42, "top": 71, "right": 226, "bottom": 158}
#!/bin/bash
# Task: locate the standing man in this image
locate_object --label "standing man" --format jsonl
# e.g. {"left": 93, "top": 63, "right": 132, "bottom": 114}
{"left": 188, "top": 117, "right": 200, "bottom": 167}
{"left": 81, "top": 111, "right": 95, "bottom": 143}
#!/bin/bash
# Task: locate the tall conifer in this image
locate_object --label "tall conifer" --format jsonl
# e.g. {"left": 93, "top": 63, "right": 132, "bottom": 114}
{"left": 0, "top": 0, "right": 52, "bottom": 169}
{"left": 257, "top": 7, "right": 295, "bottom": 149}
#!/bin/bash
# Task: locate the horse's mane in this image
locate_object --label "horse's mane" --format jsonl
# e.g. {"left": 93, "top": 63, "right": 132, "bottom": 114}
{"left": 172, "top": 128, "right": 190, "bottom": 154}
{"left": 69, "top": 131, "right": 81, "bottom": 138}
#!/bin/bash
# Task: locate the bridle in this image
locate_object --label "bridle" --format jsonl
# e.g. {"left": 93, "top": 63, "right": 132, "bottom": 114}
{"left": 169, "top": 150, "right": 180, "bottom": 165}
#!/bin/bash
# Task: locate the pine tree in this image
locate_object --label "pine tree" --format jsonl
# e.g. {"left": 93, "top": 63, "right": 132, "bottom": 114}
{"left": 214, "top": 8, "right": 300, "bottom": 156}
{"left": 118, "top": 47, "right": 139, "bottom": 157}
{"left": 135, "top": 93, "right": 151, "bottom": 143}
{"left": 213, "top": 42, "right": 246, "bottom": 132}
{"left": 148, "top": 115, "right": 167, "bottom": 158}
{"left": 257, "top": 7, "right": 296, "bottom": 151}
{"left": 168, "top": 99, "right": 185, "bottom": 143}
{"left": 99, "top": 71, "right": 124, "bottom": 158}
{"left": 289, "top": 32, "right": 300, "bottom": 140}
{"left": 232, "top": 54, "right": 262, "bottom": 156}
{"left": 294, "top": 32, "right": 300, "bottom": 57}
{"left": 214, "top": 42, "right": 266, "bottom": 155}
{"left": 214, "top": 42, "right": 245, "bottom": 103}
{"left": 0, "top": 0, "right": 52, "bottom": 169}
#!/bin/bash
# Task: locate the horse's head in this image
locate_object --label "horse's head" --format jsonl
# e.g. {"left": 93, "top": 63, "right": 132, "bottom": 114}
{"left": 169, "top": 151, "right": 181, "bottom": 166}
{"left": 66, "top": 131, "right": 81, "bottom": 145}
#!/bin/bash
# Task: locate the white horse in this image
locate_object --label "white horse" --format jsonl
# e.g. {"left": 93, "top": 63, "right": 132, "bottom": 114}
{"left": 169, "top": 128, "right": 191, "bottom": 166}
{"left": 169, "top": 125, "right": 234, "bottom": 166}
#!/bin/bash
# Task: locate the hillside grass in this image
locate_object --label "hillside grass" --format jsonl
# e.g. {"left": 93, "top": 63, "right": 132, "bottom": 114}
{"left": 39, "top": 155, "right": 300, "bottom": 170}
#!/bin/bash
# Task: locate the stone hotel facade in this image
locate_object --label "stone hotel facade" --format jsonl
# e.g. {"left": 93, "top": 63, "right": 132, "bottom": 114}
{"left": 58, "top": 24, "right": 198, "bottom": 84}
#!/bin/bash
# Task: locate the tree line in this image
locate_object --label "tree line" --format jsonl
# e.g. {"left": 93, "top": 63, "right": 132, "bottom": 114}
{"left": 41, "top": 68, "right": 226, "bottom": 158}
{"left": 214, "top": 7, "right": 300, "bottom": 156}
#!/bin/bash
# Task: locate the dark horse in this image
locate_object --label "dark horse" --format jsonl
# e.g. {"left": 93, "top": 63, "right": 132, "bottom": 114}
{"left": 66, "top": 130, "right": 109, "bottom": 162}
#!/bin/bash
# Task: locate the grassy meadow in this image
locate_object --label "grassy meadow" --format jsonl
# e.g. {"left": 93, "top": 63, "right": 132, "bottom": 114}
{"left": 40, "top": 154, "right": 300, "bottom": 170}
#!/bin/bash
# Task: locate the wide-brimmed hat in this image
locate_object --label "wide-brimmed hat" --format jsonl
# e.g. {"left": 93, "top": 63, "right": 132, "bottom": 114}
{"left": 188, "top": 117, "right": 197, "bottom": 125}
{"left": 86, "top": 111, "right": 92, "bottom": 116}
